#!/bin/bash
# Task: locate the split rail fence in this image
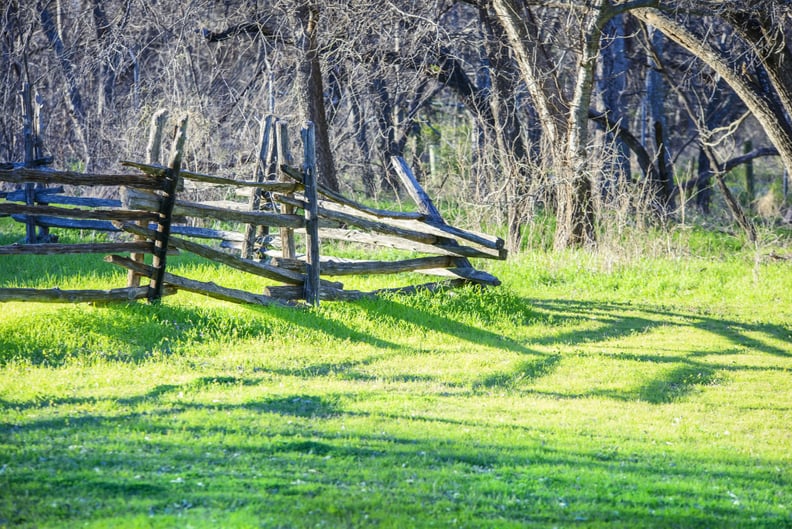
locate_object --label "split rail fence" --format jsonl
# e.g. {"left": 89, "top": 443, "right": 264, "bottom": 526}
{"left": 0, "top": 110, "right": 506, "bottom": 307}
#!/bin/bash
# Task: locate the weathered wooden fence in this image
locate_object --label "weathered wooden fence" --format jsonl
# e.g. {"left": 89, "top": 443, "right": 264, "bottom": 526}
{"left": 0, "top": 110, "right": 506, "bottom": 307}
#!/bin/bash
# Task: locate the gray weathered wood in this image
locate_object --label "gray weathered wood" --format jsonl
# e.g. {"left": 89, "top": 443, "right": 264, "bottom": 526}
{"left": 277, "top": 185, "right": 502, "bottom": 252}
{"left": 389, "top": 216, "right": 505, "bottom": 252}
{"left": 22, "top": 82, "right": 37, "bottom": 244}
{"left": 281, "top": 165, "right": 425, "bottom": 221}
{"left": 164, "top": 225, "right": 245, "bottom": 242}
{"left": 391, "top": 155, "right": 481, "bottom": 267}
{"left": 419, "top": 267, "right": 502, "bottom": 286}
{"left": 11, "top": 215, "right": 117, "bottom": 231}
{"left": 123, "top": 188, "right": 305, "bottom": 228}
{"left": 0, "top": 286, "right": 175, "bottom": 303}
{"left": 0, "top": 202, "right": 157, "bottom": 223}
{"left": 148, "top": 115, "right": 187, "bottom": 301}
{"left": 264, "top": 284, "right": 361, "bottom": 301}
{"left": 0, "top": 241, "right": 152, "bottom": 255}
{"left": 107, "top": 255, "right": 294, "bottom": 307}
{"left": 5, "top": 189, "right": 120, "bottom": 208}
{"left": 391, "top": 156, "right": 443, "bottom": 219}
{"left": 146, "top": 109, "right": 169, "bottom": 165}
{"left": 316, "top": 228, "right": 506, "bottom": 260}
{"left": 276, "top": 194, "right": 439, "bottom": 245}
{"left": 268, "top": 255, "right": 454, "bottom": 276}
{"left": 0, "top": 166, "right": 166, "bottom": 188}
{"left": 264, "top": 279, "right": 466, "bottom": 301}
{"left": 9, "top": 215, "right": 245, "bottom": 243}
{"left": 120, "top": 160, "right": 298, "bottom": 192}
{"left": 129, "top": 108, "right": 170, "bottom": 288}
{"left": 117, "top": 221, "right": 340, "bottom": 287}
{"left": 302, "top": 122, "right": 321, "bottom": 306}
{"left": 276, "top": 120, "right": 297, "bottom": 258}
{"left": 243, "top": 115, "right": 275, "bottom": 258}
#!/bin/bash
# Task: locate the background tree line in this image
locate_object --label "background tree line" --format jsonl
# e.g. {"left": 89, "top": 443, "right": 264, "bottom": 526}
{"left": 2, "top": 0, "right": 790, "bottom": 251}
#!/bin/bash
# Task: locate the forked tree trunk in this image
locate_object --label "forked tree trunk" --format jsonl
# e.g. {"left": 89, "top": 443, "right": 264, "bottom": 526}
{"left": 554, "top": 0, "right": 604, "bottom": 249}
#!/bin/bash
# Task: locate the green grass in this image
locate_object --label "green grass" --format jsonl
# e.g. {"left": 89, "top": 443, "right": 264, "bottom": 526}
{"left": 0, "top": 220, "right": 791, "bottom": 528}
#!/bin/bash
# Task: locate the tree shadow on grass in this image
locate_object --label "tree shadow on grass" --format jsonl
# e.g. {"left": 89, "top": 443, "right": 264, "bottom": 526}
{"left": 464, "top": 297, "right": 789, "bottom": 403}
{"left": 1, "top": 384, "right": 788, "bottom": 528}
{"left": 352, "top": 296, "right": 533, "bottom": 354}
{"left": 634, "top": 364, "right": 719, "bottom": 404}
{"left": 527, "top": 298, "right": 791, "bottom": 358}
{"left": 0, "top": 298, "right": 403, "bottom": 367}
{"left": 473, "top": 353, "right": 562, "bottom": 390}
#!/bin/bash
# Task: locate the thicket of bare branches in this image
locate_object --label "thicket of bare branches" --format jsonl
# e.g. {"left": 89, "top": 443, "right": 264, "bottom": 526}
{"left": 2, "top": 0, "right": 789, "bottom": 252}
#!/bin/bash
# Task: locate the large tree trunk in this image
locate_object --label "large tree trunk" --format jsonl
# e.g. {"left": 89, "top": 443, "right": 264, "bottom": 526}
{"left": 726, "top": 10, "right": 792, "bottom": 126}
{"left": 292, "top": 5, "right": 339, "bottom": 192}
{"left": 349, "top": 91, "right": 377, "bottom": 197}
{"left": 491, "top": 0, "right": 602, "bottom": 249}
{"left": 491, "top": 0, "right": 566, "bottom": 159}
{"left": 554, "top": 0, "right": 604, "bottom": 249}
{"left": 370, "top": 76, "right": 401, "bottom": 194}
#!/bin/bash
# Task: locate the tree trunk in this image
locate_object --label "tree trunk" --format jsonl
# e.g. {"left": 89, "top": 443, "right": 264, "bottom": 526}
{"left": 645, "top": 26, "right": 674, "bottom": 214}
{"left": 38, "top": 0, "right": 90, "bottom": 168}
{"left": 292, "top": 5, "right": 339, "bottom": 192}
{"left": 726, "top": 10, "right": 792, "bottom": 128}
{"left": 349, "top": 90, "right": 376, "bottom": 197}
{"left": 480, "top": 6, "right": 532, "bottom": 252}
{"left": 598, "top": 14, "right": 632, "bottom": 192}
{"left": 370, "top": 77, "right": 401, "bottom": 194}
{"left": 554, "top": 0, "right": 604, "bottom": 249}
{"left": 491, "top": 0, "right": 566, "bottom": 159}
{"left": 633, "top": 8, "right": 792, "bottom": 180}
{"left": 696, "top": 147, "right": 713, "bottom": 214}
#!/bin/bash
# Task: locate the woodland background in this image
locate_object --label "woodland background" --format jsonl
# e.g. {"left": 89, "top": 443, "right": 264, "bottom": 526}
{"left": 2, "top": 0, "right": 790, "bottom": 252}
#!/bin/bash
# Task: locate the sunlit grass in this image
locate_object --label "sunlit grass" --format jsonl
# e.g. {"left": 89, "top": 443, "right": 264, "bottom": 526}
{"left": 0, "top": 219, "right": 791, "bottom": 528}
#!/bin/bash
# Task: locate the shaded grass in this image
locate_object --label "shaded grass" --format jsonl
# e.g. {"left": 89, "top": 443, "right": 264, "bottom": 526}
{"left": 0, "top": 220, "right": 791, "bottom": 528}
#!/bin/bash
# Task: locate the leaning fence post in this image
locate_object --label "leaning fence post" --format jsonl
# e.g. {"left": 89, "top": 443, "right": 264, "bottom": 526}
{"left": 301, "top": 121, "right": 320, "bottom": 306}
{"left": 242, "top": 115, "right": 275, "bottom": 259}
{"left": 128, "top": 109, "right": 168, "bottom": 288}
{"left": 148, "top": 115, "right": 187, "bottom": 302}
{"left": 21, "top": 83, "right": 37, "bottom": 244}
{"left": 277, "top": 120, "right": 297, "bottom": 259}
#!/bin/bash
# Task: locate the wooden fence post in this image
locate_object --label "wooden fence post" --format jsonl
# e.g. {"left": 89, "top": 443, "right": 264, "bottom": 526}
{"left": 21, "top": 83, "right": 37, "bottom": 244}
{"left": 242, "top": 115, "right": 275, "bottom": 258}
{"left": 301, "top": 122, "right": 320, "bottom": 306}
{"left": 128, "top": 109, "right": 168, "bottom": 288}
{"left": 148, "top": 115, "right": 187, "bottom": 302}
{"left": 277, "top": 121, "right": 297, "bottom": 259}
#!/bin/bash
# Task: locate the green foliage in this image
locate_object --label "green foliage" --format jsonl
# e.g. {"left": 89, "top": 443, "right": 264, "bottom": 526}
{"left": 0, "top": 226, "right": 791, "bottom": 528}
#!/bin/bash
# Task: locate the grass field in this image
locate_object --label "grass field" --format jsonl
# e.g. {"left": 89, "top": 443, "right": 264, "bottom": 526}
{"left": 0, "top": 220, "right": 790, "bottom": 528}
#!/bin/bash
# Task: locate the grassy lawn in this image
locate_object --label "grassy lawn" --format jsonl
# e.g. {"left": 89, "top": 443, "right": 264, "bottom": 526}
{"left": 0, "top": 221, "right": 790, "bottom": 528}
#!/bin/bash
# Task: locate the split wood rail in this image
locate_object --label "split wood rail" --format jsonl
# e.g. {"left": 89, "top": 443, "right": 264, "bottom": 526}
{"left": 0, "top": 112, "right": 506, "bottom": 307}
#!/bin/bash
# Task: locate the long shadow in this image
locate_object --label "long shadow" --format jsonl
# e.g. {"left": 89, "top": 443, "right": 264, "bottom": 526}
{"left": 528, "top": 298, "right": 791, "bottom": 358}
{"left": 353, "top": 295, "right": 533, "bottom": 354}
{"left": 473, "top": 353, "right": 562, "bottom": 390}
{"left": 1, "top": 384, "right": 788, "bottom": 528}
{"left": 0, "top": 298, "right": 402, "bottom": 367}
{"left": 462, "top": 296, "right": 789, "bottom": 403}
